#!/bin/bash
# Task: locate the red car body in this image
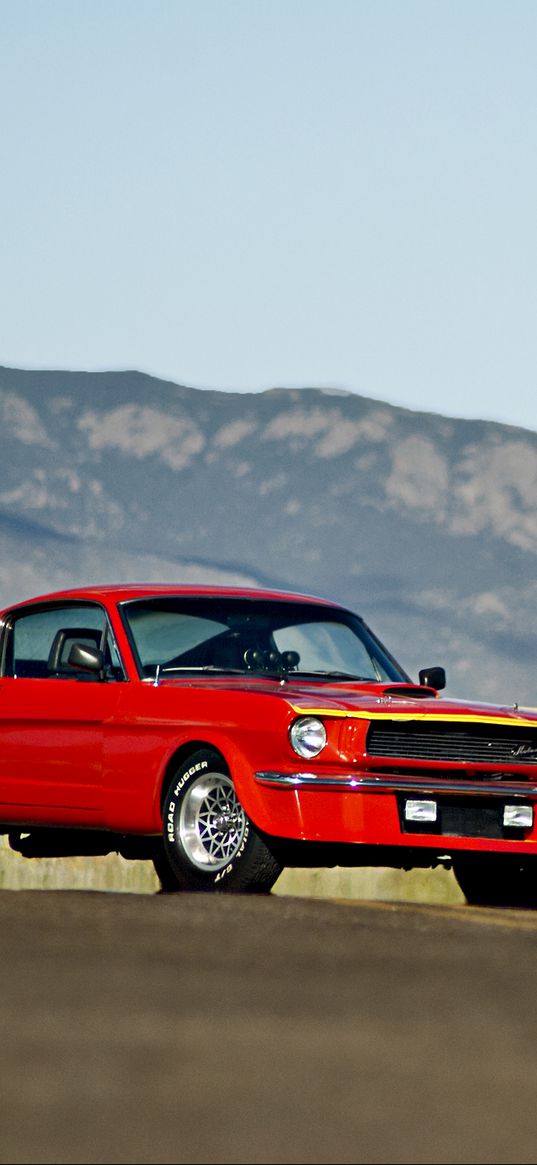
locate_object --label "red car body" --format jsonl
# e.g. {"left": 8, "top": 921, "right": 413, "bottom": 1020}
{"left": 2, "top": 583, "right": 537, "bottom": 904}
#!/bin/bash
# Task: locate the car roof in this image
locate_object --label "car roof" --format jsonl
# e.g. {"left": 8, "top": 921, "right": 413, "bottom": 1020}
{"left": 1, "top": 583, "right": 343, "bottom": 614}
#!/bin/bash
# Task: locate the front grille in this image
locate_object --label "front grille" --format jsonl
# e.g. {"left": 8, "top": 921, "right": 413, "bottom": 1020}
{"left": 366, "top": 721, "right": 537, "bottom": 767}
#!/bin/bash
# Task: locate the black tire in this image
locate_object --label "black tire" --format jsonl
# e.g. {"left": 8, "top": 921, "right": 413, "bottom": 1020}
{"left": 153, "top": 749, "right": 283, "bottom": 893}
{"left": 452, "top": 854, "right": 537, "bottom": 908}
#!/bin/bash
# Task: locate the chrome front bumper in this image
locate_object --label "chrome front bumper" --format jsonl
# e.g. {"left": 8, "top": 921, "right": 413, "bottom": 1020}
{"left": 254, "top": 771, "right": 537, "bottom": 798}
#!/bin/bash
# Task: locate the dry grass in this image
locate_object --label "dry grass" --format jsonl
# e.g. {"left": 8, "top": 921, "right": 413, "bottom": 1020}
{"left": 0, "top": 835, "right": 464, "bottom": 903}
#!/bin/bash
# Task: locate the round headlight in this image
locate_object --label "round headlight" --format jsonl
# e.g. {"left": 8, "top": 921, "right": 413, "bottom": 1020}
{"left": 290, "top": 716, "right": 327, "bottom": 759}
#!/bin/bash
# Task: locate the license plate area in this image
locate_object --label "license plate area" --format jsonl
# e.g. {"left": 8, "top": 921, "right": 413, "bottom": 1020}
{"left": 398, "top": 794, "right": 533, "bottom": 839}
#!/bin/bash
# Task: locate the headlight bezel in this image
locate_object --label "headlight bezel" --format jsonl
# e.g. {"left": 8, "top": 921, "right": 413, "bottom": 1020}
{"left": 289, "top": 716, "right": 327, "bottom": 759}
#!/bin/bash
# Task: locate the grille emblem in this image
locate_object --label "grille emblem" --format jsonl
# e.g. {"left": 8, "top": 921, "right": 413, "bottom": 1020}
{"left": 510, "top": 744, "right": 537, "bottom": 760}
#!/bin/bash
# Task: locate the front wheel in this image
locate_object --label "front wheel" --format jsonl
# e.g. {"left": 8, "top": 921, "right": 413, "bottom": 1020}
{"left": 452, "top": 854, "right": 537, "bottom": 908}
{"left": 153, "top": 749, "right": 283, "bottom": 893}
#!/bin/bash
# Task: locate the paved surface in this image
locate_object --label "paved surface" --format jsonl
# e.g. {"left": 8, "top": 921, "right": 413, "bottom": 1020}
{"left": 2, "top": 890, "right": 537, "bottom": 1164}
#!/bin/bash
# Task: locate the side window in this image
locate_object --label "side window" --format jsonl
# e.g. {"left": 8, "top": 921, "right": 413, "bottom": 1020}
{"left": 4, "top": 604, "right": 125, "bottom": 680}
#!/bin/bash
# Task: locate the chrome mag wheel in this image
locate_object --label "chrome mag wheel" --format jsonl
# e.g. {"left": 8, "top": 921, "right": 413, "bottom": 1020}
{"left": 155, "top": 748, "right": 283, "bottom": 893}
{"left": 178, "top": 772, "right": 247, "bottom": 871}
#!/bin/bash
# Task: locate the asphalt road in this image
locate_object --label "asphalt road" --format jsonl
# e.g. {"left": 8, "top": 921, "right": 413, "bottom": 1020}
{"left": 2, "top": 889, "right": 537, "bottom": 1165}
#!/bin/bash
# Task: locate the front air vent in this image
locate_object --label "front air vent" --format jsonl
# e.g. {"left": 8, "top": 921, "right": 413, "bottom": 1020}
{"left": 381, "top": 686, "right": 437, "bottom": 699}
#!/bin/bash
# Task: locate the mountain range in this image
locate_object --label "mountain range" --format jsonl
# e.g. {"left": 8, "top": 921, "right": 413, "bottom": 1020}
{"left": 0, "top": 364, "right": 536, "bottom": 703}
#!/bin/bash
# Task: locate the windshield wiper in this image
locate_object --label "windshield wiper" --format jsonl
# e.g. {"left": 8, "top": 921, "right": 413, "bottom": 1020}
{"left": 156, "top": 665, "right": 373, "bottom": 682}
{"left": 292, "top": 670, "right": 373, "bottom": 680}
{"left": 159, "top": 666, "right": 246, "bottom": 675}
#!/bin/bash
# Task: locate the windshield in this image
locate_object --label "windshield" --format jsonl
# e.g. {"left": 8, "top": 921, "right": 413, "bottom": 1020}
{"left": 121, "top": 596, "right": 408, "bottom": 683}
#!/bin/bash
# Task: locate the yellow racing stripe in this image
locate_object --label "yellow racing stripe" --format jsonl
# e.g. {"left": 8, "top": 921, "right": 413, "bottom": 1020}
{"left": 290, "top": 704, "right": 537, "bottom": 727}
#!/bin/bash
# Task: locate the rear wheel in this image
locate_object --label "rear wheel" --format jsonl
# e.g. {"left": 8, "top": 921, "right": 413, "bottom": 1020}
{"left": 452, "top": 854, "right": 537, "bottom": 908}
{"left": 153, "top": 749, "right": 282, "bottom": 893}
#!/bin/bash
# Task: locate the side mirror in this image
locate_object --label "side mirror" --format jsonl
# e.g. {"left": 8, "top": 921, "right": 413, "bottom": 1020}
{"left": 418, "top": 666, "right": 446, "bottom": 691}
{"left": 68, "top": 642, "right": 104, "bottom": 674}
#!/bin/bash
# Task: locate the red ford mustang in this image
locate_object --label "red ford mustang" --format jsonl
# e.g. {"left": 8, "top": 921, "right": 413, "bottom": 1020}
{"left": 2, "top": 582, "right": 537, "bottom": 906}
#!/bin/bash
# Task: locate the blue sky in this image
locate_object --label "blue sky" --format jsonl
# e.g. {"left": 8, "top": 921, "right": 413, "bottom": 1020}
{"left": 1, "top": 0, "right": 536, "bottom": 430}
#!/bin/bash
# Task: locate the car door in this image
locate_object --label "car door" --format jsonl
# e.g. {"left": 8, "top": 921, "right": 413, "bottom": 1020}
{"left": 0, "top": 601, "right": 124, "bottom": 819}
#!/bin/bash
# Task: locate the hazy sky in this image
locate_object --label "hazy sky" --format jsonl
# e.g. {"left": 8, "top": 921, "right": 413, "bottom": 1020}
{"left": 1, "top": 1, "right": 536, "bottom": 430}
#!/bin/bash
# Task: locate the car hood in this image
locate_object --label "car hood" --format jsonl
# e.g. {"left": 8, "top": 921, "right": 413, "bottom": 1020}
{"left": 161, "top": 676, "right": 537, "bottom": 726}
{"left": 281, "top": 681, "right": 537, "bottom": 725}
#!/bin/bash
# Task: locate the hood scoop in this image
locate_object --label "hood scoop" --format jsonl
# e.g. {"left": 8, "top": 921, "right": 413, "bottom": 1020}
{"left": 381, "top": 684, "right": 437, "bottom": 699}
